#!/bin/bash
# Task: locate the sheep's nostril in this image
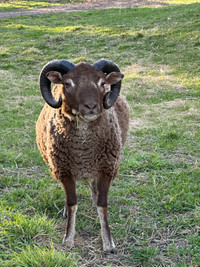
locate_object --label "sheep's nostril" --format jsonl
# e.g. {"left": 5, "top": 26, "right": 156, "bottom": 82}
{"left": 80, "top": 103, "right": 99, "bottom": 116}
{"left": 84, "top": 103, "right": 97, "bottom": 110}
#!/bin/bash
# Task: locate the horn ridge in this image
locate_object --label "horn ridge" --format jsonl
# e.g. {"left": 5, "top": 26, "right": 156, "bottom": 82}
{"left": 40, "top": 60, "right": 75, "bottom": 108}
{"left": 93, "top": 59, "right": 120, "bottom": 73}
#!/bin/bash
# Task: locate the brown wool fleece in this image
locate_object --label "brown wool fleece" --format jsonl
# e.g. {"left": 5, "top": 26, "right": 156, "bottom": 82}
{"left": 36, "top": 90, "right": 129, "bottom": 182}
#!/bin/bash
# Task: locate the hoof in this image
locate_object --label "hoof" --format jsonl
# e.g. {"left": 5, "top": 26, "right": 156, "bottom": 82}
{"left": 104, "top": 248, "right": 117, "bottom": 255}
{"left": 102, "top": 238, "right": 116, "bottom": 255}
{"left": 62, "top": 235, "right": 74, "bottom": 248}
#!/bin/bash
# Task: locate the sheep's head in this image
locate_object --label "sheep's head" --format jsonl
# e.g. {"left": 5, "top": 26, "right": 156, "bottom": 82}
{"left": 39, "top": 59, "right": 124, "bottom": 122}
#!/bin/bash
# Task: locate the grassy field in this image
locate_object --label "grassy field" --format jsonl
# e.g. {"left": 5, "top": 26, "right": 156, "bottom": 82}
{"left": 0, "top": 0, "right": 200, "bottom": 12}
{"left": 0, "top": 1, "right": 200, "bottom": 266}
{"left": 0, "top": 0, "right": 83, "bottom": 12}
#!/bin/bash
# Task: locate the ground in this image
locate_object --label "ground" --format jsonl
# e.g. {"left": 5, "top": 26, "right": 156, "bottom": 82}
{"left": 1, "top": 0, "right": 199, "bottom": 266}
{"left": 0, "top": 0, "right": 169, "bottom": 19}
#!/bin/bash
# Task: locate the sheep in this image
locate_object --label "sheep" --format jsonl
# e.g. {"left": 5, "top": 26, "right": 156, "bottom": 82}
{"left": 36, "top": 59, "right": 129, "bottom": 254}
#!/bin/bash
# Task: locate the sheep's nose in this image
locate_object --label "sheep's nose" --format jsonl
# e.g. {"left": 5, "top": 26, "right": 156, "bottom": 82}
{"left": 79, "top": 102, "right": 100, "bottom": 116}
{"left": 84, "top": 103, "right": 97, "bottom": 110}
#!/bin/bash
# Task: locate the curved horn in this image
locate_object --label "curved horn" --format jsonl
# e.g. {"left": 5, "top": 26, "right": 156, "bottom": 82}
{"left": 93, "top": 59, "right": 122, "bottom": 109}
{"left": 40, "top": 59, "right": 75, "bottom": 108}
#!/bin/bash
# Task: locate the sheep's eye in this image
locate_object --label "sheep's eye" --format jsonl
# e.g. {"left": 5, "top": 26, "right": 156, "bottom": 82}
{"left": 65, "top": 82, "right": 71, "bottom": 88}
{"left": 98, "top": 78, "right": 106, "bottom": 88}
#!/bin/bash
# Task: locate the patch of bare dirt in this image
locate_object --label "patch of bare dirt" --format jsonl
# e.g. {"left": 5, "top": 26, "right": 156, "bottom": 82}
{"left": 0, "top": 0, "right": 168, "bottom": 19}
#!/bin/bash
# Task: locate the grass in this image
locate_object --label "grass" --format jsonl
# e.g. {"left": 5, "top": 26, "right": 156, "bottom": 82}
{"left": 0, "top": 0, "right": 83, "bottom": 12}
{"left": 0, "top": 0, "right": 199, "bottom": 12}
{"left": 0, "top": 1, "right": 200, "bottom": 266}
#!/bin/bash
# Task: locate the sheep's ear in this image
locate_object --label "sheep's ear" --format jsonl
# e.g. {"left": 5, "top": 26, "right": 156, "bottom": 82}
{"left": 105, "top": 72, "right": 124, "bottom": 85}
{"left": 46, "top": 71, "right": 63, "bottom": 84}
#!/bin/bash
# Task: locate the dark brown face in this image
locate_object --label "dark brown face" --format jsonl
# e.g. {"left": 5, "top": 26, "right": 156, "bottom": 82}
{"left": 46, "top": 62, "right": 124, "bottom": 121}
{"left": 61, "top": 63, "right": 106, "bottom": 122}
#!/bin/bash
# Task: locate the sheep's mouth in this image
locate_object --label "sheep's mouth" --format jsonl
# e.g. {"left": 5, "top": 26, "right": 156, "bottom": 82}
{"left": 72, "top": 109, "right": 100, "bottom": 122}
{"left": 81, "top": 114, "right": 100, "bottom": 122}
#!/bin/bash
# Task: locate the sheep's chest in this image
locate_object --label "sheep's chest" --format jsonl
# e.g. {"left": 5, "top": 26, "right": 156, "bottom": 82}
{"left": 68, "top": 122, "right": 97, "bottom": 180}
{"left": 50, "top": 120, "right": 105, "bottom": 180}
{"left": 48, "top": 114, "right": 122, "bottom": 181}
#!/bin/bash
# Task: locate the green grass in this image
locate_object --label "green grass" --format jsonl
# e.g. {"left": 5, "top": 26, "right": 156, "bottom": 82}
{"left": 0, "top": 0, "right": 60, "bottom": 12}
{"left": 0, "top": 0, "right": 199, "bottom": 13}
{"left": 0, "top": 0, "right": 83, "bottom": 12}
{"left": 0, "top": 1, "right": 200, "bottom": 266}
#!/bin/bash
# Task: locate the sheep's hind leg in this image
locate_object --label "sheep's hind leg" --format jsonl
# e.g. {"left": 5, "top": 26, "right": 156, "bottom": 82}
{"left": 97, "top": 176, "right": 116, "bottom": 254}
{"left": 61, "top": 176, "right": 77, "bottom": 247}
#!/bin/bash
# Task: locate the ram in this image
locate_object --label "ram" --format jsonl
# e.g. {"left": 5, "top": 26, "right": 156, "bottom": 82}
{"left": 36, "top": 59, "right": 129, "bottom": 253}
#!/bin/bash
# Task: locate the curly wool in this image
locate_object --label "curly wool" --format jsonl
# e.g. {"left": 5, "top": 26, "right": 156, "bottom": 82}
{"left": 36, "top": 94, "right": 129, "bottom": 182}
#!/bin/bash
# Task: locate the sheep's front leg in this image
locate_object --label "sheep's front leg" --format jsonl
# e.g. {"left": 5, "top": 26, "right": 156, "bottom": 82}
{"left": 61, "top": 176, "right": 77, "bottom": 247}
{"left": 97, "top": 175, "right": 116, "bottom": 254}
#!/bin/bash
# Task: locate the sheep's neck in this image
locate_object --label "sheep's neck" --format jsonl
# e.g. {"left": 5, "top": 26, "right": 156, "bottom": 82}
{"left": 61, "top": 103, "right": 75, "bottom": 121}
